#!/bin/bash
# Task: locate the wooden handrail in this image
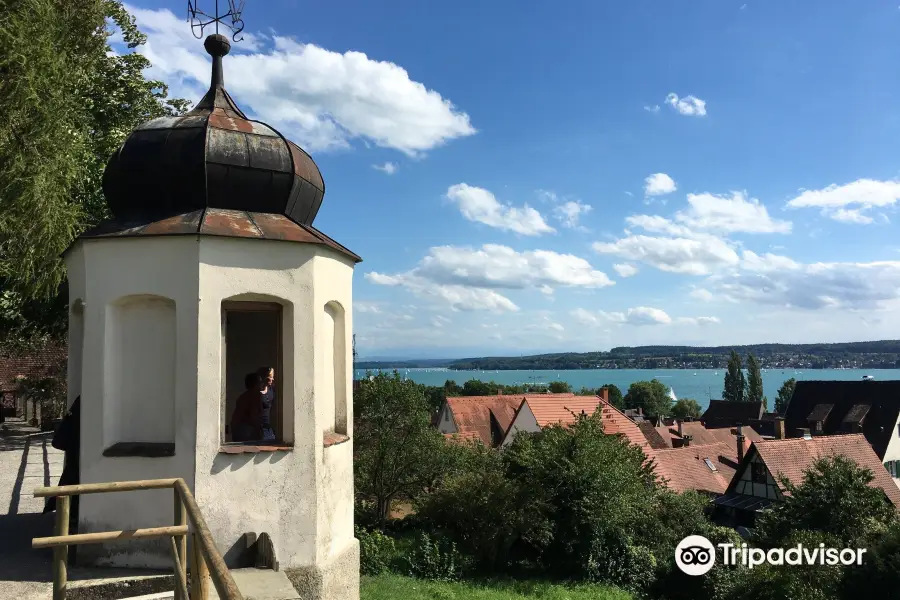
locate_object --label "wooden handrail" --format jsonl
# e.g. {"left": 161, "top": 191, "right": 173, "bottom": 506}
{"left": 33, "top": 478, "right": 243, "bottom": 600}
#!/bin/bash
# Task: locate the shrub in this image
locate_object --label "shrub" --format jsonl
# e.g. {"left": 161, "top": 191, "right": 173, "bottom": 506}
{"left": 416, "top": 442, "right": 537, "bottom": 571}
{"left": 583, "top": 533, "right": 657, "bottom": 594}
{"left": 840, "top": 521, "right": 900, "bottom": 600}
{"left": 356, "top": 526, "right": 397, "bottom": 576}
{"left": 404, "top": 531, "right": 464, "bottom": 582}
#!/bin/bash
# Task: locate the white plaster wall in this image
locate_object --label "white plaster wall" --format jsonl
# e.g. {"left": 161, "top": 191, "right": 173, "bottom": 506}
{"left": 66, "top": 247, "right": 86, "bottom": 408}
{"left": 320, "top": 306, "right": 336, "bottom": 434}
{"left": 436, "top": 403, "right": 457, "bottom": 435}
{"left": 500, "top": 403, "right": 539, "bottom": 447}
{"left": 69, "top": 237, "right": 200, "bottom": 568}
{"left": 105, "top": 295, "right": 176, "bottom": 446}
{"left": 313, "top": 255, "right": 355, "bottom": 566}
{"left": 194, "top": 238, "right": 355, "bottom": 570}
{"left": 881, "top": 413, "right": 900, "bottom": 489}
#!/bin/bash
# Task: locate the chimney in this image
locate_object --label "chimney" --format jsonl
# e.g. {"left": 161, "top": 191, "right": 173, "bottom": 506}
{"left": 775, "top": 417, "right": 785, "bottom": 440}
{"left": 736, "top": 423, "right": 745, "bottom": 463}
{"left": 677, "top": 420, "right": 684, "bottom": 437}
{"left": 682, "top": 434, "right": 693, "bottom": 448}
{"left": 797, "top": 428, "right": 812, "bottom": 440}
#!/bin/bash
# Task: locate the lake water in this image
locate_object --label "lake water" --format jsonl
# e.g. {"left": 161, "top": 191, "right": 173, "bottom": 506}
{"left": 353, "top": 368, "right": 900, "bottom": 411}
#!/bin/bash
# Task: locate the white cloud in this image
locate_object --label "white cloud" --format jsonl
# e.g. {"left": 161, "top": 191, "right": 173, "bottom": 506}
{"left": 355, "top": 301, "right": 382, "bottom": 314}
{"left": 613, "top": 263, "right": 639, "bottom": 278}
{"left": 593, "top": 234, "right": 740, "bottom": 275}
{"left": 665, "top": 93, "right": 707, "bottom": 116}
{"left": 571, "top": 308, "right": 600, "bottom": 325}
{"left": 572, "top": 307, "right": 689, "bottom": 326}
{"left": 626, "top": 306, "right": 672, "bottom": 325}
{"left": 431, "top": 315, "right": 451, "bottom": 328}
{"left": 416, "top": 244, "right": 614, "bottom": 290}
{"left": 366, "top": 272, "right": 519, "bottom": 312}
{"left": 372, "top": 162, "right": 398, "bottom": 175}
{"left": 707, "top": 259, "right": 900, "bottom": 310}
{"left": 786, "top": 179, "right": 900, "bottom": 225}
{"left": 644, "top": 105, "right": 661, "bottom": 114}
{"left": 367, "top": 244, "right": 613, "bottom": 311}
{"left": 446, "top": 184, "right": 555, "bottom": 236}
{"left": 677, "top": 192, "right": 791, "bottom": 234}
{"left": 644, "top": 173, "right": 677, "bottom": 196}
{"left": 676, "top": 316, "right": 721, "bottom": 325}
{"left": 123, "top": 5, "right": 475, "bottom": 155}
{"left": 553, "top": 200, "right": 593, "bottom": 229}
{"left": 689, "top": 288, "right": 715, "bottom": 302}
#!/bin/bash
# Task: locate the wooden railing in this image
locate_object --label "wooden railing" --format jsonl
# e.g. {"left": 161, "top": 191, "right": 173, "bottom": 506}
{"left": 32, "top": 478, "right": 243, "bottom": 600}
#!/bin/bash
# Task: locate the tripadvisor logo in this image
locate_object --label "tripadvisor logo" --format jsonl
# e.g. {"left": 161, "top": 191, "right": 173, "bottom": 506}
{"left": 675, "top": 535, "right": 867, "bottom": 576}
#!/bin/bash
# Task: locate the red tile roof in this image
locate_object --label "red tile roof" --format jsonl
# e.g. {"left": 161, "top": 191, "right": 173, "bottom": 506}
{"left": 643, "top": 421, "right": 761, "bottom": 458}
{"left": 526, "top": 395, "right": 604, "bottom": 427}
{"left": 750, "top": 434, "right": 900, "bottom": 509}
{"left": 597, "top": 400, "right": 656, "bottom": 458}
{"left": 654, "top": 442, "right": 737, "bottom": 495}
{"left": 445, "top": 394, "right": 575, "bottom": 447}
{"left": 0, "top": 344, "right": 67, "bottom": 393}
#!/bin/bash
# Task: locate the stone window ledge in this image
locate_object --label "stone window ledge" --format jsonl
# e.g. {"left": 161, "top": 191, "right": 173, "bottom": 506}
{"left": 103, "top": 442, "right": 175, "bottom": 458}
{"left": 218, "top": 443, "right": 294, "bottom": 454}
{"left": 324, "top": 432, "right": 350, "bottom": 448}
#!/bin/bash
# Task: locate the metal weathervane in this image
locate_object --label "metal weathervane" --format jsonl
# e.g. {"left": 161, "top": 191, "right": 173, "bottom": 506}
{"left": 188, "top": 0, "right": 246, "bottom": 42}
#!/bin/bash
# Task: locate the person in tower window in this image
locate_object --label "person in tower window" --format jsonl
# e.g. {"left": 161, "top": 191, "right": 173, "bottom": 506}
{"left": 231, "top": 373, "right": 263, "bottom": 442}
{"left": 257, "top": 366, "right": 276, "bottom": 441}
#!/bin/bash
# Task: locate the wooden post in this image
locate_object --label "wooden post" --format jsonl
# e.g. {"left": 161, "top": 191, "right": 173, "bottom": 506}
{"left": 174, "top": 489, "right": 187, "bottom": 600}
{"left": 190, "top": 532, "right": 211, "bottom": 600}
{"left": 53, "top": 496, "right": 70, "bottom": 600}
{"left": 168, "top": 537, "right": 190, "bottom": 600}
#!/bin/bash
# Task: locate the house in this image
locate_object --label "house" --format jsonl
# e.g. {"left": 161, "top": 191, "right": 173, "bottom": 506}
{"left": 782, "top": 380, "right": 900, "bottom": 488}
{"left": 653, "top": 442, "right": 739, "bottom": 496}
{"left": 496, "top": 391, "right": 658, "bottom": 459}
{"left": 701, "top": 399, "right": 764, "bottom": 429}
{"left": 436, "top": 393, "right": 576, "bottom": 447}
{"left": 499, "top": 391, "right": 608, "bottom": 447}
{"left": 640, "top": 420, "right": 762, "bottom": 452}
{"left": 713, "top": 433, "right": 900, "bottom": 528}
{"left": 623, "top": 407, "right": 646, "bottom": 423}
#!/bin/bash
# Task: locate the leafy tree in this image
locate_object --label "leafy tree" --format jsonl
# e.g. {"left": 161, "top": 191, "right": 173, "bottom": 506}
{"left": 548, "top": 380, "right": 571, "bottom": 394}
{"left": 462, "top": 379, "right": 494, "bottom": 396}
{"left": 671, "top": 398, "right": 703, "bottom": 419}
{"left": 841, "top": 521, "right": 900, "bottom": 600}
{"left": 623, "top": 379, "right": 672, "bottom": 417}
{"left": 723, "top": 350, "right": 746, "bottom": 402}
{"left": 354, "top": 372, "right": 458, "bottom": 526}
{"left": 0, "top": 0, "right": 188, "bottom": 344}
{"left": 754, "top": 455, "right": 898, "bottom": 548}
{"left": 602, "top": 383, "right": 624, "bottom": 409}
{"left": 421, "top": 385, "right": 447, "bottom": 413}
{"left": 774, "top": 378, "right": 796, "bottom": 413}
{"left": 443, "top": 379, "right": 462, "bottom": 396}
{"left": 746, "top": 353, "right": 764, "bottom": 404}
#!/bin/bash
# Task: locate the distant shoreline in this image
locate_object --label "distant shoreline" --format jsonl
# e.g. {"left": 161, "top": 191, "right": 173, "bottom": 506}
{"left": 355, "top": 340, "right": 900, "bottom": 372}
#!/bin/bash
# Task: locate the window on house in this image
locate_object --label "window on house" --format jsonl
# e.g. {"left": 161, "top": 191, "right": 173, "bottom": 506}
{"left": 751, "top": 462, "right": 768, "bottom": 484}
{"left": 887, "top": 460, "right": 900, "bottom": 478}
{"left": 221, "top": 301, "right": 285, "bottom": 444}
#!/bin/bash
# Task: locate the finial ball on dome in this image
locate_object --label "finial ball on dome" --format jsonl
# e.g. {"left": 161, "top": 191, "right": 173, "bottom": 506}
{"left": 204, "top": 33, "right": 231, "bottom": 57}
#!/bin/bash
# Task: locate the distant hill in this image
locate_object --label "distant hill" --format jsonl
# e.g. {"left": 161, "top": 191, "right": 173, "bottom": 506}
{"left": 353, "top": 340, "right": 900, "bottom": 371}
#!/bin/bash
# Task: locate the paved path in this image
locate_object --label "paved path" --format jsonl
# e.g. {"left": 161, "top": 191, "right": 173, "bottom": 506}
{"left": 0, "top": 419, "right": 64, "bottom": 599}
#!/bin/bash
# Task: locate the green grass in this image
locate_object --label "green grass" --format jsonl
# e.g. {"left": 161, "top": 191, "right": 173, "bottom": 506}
{"left": 361, "top": 573, "right": 633, "bottom": 600}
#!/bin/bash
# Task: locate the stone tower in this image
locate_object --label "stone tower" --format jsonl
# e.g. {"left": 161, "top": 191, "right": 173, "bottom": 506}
{"left": 63, "top": 31, "right": 360, "bottom": 600}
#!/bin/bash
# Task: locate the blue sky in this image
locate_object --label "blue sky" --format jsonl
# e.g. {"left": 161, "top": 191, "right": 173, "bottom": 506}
{"left": 123, "top": 1, "right": 900, "bottom": 358}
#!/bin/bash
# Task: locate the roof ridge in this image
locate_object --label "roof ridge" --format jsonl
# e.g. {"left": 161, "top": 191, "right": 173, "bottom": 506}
{"left": 758, "top": 432, "right": 866, "bottom": 443}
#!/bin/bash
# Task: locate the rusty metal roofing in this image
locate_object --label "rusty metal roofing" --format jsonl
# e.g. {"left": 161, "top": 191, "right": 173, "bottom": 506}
{"left": 100, "top": 36, "right": 327, "bottom": 231}
{"left": 75, "top": 208, "right": 361, "bottom": 263}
